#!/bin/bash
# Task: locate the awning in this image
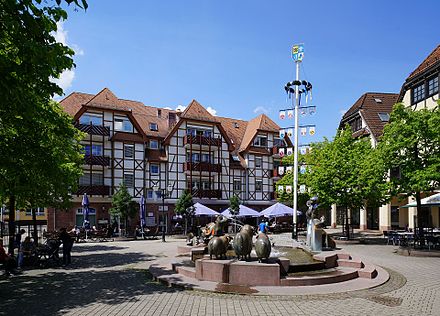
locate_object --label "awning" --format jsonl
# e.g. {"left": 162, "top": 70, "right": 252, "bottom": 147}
{"left": 400, "top": 193, "right": 440, "bottom": 208}
{"left": 260, "top": 202, "right": 298, "bottom": 218}
{"left": 193, "top": 203, "right": 220, "bottom": 216}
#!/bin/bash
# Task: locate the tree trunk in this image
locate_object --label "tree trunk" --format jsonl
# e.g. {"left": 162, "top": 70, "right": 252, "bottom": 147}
{"left": 7, "top": 195, "right": 16, "bottom": 255}
{"left": 32, "top": 208, "right": 38, "bottom": 246}
{"left": 415, "top": 191, "right": 424, "bottom": 246}
{"left": 345, "top": 206, "right": 350, "bottom": 240}
{"left": 184, "top": 217, "right": 188, "bottom": 236}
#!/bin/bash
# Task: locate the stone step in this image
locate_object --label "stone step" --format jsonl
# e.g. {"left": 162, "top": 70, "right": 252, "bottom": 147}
{"left": 337, "top": 258, "right": 364, "bottom": 269}
{"left": 358, "top": 264, "right": 378, "bottom": 279}
{"left": 281, "top": 267, "right": 359, "bottom": 286}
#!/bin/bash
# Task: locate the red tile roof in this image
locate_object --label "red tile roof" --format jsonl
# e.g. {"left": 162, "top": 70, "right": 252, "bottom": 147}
{"left": 340, "top": 92, "right": 399, "bottom": 139}
{"left": 406, "top": 44, "right": 440, "bottom": 81}
{"left": 59, "top": 89, "right": 281, "bottom": 155}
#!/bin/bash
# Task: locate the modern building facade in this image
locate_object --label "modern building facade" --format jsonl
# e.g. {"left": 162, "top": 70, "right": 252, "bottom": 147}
{"left": 48, "top": 89, "right": 282, "bottom": 232}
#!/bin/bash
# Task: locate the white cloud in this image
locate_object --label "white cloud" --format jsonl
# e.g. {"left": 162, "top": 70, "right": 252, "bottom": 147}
{"left": 253, "top": 106, "right": 269, "bottom": 114}
{"left": 206, "top": 106, "right": 217, "bottom": 116}
{"left": 51, "top": 22, "right": 84, "bottom": 97}
{"left": 163, "top": 107, "right": 172, "bottom": 110}
{"left": 175, "top": 105, "right": 186, "bottom": 112}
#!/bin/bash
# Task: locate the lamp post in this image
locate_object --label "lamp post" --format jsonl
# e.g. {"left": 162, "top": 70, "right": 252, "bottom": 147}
{"left": 153, "top": 184, "right": 173, "bottom": 242}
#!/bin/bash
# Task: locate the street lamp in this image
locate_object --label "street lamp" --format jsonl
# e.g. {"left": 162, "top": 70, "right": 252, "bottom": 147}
{"left": 153, "top": 184, "right": 173, "bottom": 242}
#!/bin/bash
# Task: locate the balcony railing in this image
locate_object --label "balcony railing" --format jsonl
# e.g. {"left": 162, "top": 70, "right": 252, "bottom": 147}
{"left": 189, "top": 189, "right": 222, "bottom": 199}
{"left": 184, "top": 135, "right": 221, "bottom": 147}
{"left": 184, "top": 162, "right": 222, "bottom": 173}
{"left": 84, "top": 155, "right": 110, "bottom": 166}
{"left": 76, "top": 185, "right": 110, "bottom": 196}
{"left": 75, "top": 123, "right": 110, "bottom": 136}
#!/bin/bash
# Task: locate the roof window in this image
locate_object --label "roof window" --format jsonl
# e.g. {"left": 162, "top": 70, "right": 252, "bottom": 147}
{"left": 378, "top": 113, "right": 390, "bottom": 122}
{"left": 374, "top": 98, "right": 382, "bottom": 103}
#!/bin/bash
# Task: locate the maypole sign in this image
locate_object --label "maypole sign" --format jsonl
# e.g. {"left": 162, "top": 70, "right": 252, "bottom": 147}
{"left": 292, "top": 44, "right": 304, "bottom": 62}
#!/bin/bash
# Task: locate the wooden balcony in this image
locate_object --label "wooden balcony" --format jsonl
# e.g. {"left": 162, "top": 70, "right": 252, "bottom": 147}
{"left": 84, "top": 155, "right": 110, "bottom": 166}
{"left": 184, "top": 162, "right": 221, "bottom": 173}
{"left": 189, "top": 189, "right": 222, "bottom": 199}
{"left": 184, "top": 135, "right": 221, "bottom": 147}
{"left": 76, "top": 185, "right": 110, "bottom": 196}
{"left": 75, "top": 123, "right": 110, "bottom": 136}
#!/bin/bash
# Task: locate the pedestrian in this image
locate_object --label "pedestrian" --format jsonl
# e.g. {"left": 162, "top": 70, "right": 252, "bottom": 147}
{"left": 258, "top": 221, "right": 268, "bottom": 234}
{"left": 59, "top": 228, "right": 74, "bottom": 266}
{"left": 17, "top": 236, "right": 35, "bottom": 269}
{"left": 14, "top": 229, "right": 26, "bottom": 253}
{"left": 0, "top": 238, "right": 18, "bottom": 276}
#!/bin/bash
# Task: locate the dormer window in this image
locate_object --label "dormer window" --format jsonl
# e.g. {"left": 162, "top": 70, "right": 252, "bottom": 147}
{"left": 350, "top": 117, "right": 362, "bottom": 132}
{"left": 150, "top": 123, "right": 158, "bottom": 131}
{"left": 157, "top": 109, "right": 162, "bottom": 118}
{"left": 412, "top": 83, "right": 425, "bottom": 104}
{"left": 253, "top": 135, "right": 267, "bottom": 147}
{"left": 114, "top": 116, "right": 133, "bottom": 132}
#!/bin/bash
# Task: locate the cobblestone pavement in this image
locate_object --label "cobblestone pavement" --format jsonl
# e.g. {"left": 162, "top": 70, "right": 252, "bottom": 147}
{"left": 1, "top": 234, "right": 439, "bottom": 316}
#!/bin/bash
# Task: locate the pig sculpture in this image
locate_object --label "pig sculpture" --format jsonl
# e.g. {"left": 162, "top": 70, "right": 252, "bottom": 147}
{"left": 233, "top": 224, "right": 254, "bottom": 260}
{"left": 255, "top": 233, "right": 271, "bottom": 262}
{"left": 208, "top": 235, "right": 231, "bottom": 259}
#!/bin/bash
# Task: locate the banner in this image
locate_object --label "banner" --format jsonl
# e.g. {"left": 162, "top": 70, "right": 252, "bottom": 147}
{"left": 279, "top": 148, "right": 285, "bottom": 157}
{"left": 287, "top": 128, "right": 293, "bottom": 137}
{"left": 300, "top": 127, "right": 307, "bottom": 136}
{"left": 309, "top": 106, "right": 316, "bottom": 115}
{"left": 299, "top": 184, "right": 306, "bottom": 194}
{"left": 300, "top": 165, "right": 306, "bottom": 174}
{"left": 287, "top": 109, "right": 294, "bottom": 119}
{"left": 279, "top": 110, "right": 285, "bottom": 120}
{"left": 286, "top": 147, "right": 293, "bottom": 156}
{"left": 286, "top": 166, "right": 293, "bottom": 174}
{"left": 309, "top": 126, "right": 315, "bottom": 136}
{"left": 278, "top": 166, "right": 284, "bottom": 175}
{"left": 300, "top": 108, "right": 307, "bottom": 116}
{"left": 300, "top": 147, "right": 307, "bottom": 155}
{"left": 286, "top": 185, "right": 292, "bottom": 194}
{"left": 279, "top": 129, "right": 285, "bottom": 138}
{"left": 278, "top": 185, "right": 284, "bottom": 194}
{"left": 292, "top": 44, "right": 304, "bottom": 62}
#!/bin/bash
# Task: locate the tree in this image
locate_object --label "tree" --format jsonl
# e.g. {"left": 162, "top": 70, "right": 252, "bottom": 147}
{"left": 377, "top": 102, "right": 440, "bottom": 231}
{"left": 175, "top": 190, "right": 194, "bottom": 235}
{"left": 229, "top": 195, "right": 240, "bottom": 233}
{"left": 110, "top": 183, "right": 138, "bottom": 236}
{"left": 0, "top": 0, "right": 87, "bottom": 252}
{"left": 304, "top": 127, "right": 388, "bottom": 239}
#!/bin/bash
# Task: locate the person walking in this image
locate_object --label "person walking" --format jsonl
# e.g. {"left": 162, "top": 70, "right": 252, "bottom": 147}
{"left": 59, "top": 228, "right": 73, "bottom": 266}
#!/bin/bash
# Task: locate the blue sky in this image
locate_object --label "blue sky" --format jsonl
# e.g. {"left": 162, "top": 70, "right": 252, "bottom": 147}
{"left": 58, "top": 0, "right": 439, "bottom": 141}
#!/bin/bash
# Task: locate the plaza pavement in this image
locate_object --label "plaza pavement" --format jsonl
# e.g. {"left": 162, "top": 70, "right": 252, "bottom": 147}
{"left": 0, "top": 234, "right": 439, "bottom": 316}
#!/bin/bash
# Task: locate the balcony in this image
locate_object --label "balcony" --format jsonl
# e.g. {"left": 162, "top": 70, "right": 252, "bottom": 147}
{"left": 75, "top": 123, "right": 110, "bottom": 136}
{"left": 184, "top": 162, "right": 222, "bottom": 173}
{"left": 184, "top": 135, "right": 221, "bottom": 147}
{"left": 84, "top": 155, "right": 110, "bottom": 166}
{"left": 189, "top": 189, "right": 222, "bottom": 199}
{"left": 76, "top": 185, "right": 110, "bottom": 196}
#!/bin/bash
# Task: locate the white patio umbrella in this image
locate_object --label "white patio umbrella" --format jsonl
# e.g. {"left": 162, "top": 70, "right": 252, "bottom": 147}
{"left": 400, "top": 193, "right": 440, "bottom": 208}
{"left": 221, "top": 204, "right": 260, "bottom": 218}
{"left": 260, "top": 202, "right": 296, "bottom": 218}
{"left": 193, "top": 202, "right": 220, "bottom": 216}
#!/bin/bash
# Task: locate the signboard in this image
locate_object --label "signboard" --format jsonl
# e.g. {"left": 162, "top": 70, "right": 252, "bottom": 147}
{"left": 292, "top": 44, "right": 304, "bottom": 62}
{"left": 146, "top": 216, "right": 156, "bottom": 226}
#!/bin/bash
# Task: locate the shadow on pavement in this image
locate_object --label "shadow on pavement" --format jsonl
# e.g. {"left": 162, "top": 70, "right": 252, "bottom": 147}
{"left": 0, "top": 268, "right": 183, "bottom": 316}
{"left": 72, "top": 244, "right": 128, "bottom": 253}
{"left": 69, "top": 252, "right": 155, "bottom": 269}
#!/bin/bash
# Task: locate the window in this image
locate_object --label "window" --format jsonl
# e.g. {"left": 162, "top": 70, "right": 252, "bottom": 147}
{"left": 253, "top": 135, "right": 267, "bottom": 147}
{"left": 114, "top": 116, "right": 133, "bottom": 132}
{"left": 186, "top": 127, "right": 213, "bottom": 137}
{"left": 412, "top": 83, "right": 425, "bottom": 104}
{"left": 350, "top": 117, "right": 362, "bottom": 132}
{"left": 374, "top": 98, "right": 382, "bottom": 103}
{"left": 147, "top": 190, "right": 154, "bottom": 200}
{"left": 150, "top": 164, "right": 160, "bottom": 175}
{"left": 25, "top": 208, "right": 45, "bottom": 216}
{"left": 123, "top": 173, "right": 134, "bottom": 187}
{"left": 428, "top": 76, "right": 439, "bottom": 96}
{"left": 189, "top": 180, "right": 211, "bottom": 190}
{"left": 255, "top": 179, "right": 263, "bottom": 192}
{"left": 150, "top": 140, "right": 159, "bottom": 149}
{"left": 79, "top": 173, "right": 103, "bottom": 186}
{"left": 201, "top": 153, "right": 212, "bottom": 163}
{"left": 84, "top": 144, "right": 103, "bottom": 156}
{"left": 378, "top": 113, "right": 390, "bottom": 122}
{"left": 157, "top": 109, "right": 162, "bottom": 118}
{"left": 233, "top": 179, "right": 241, "bottom": 192}
{"left": 232, "top": 155, "right": 240, "bottom": 162}
{"left": 79, "top": 113, "right": 102, "bottom": 125}
{"left": 274, "top": 138, "right": 284, "bottom": 147}
{"left": 149, "top": 123, "right": 158, "bottom": 131}
{"left": 124, "top": 145, "right": 134, "bottom": 158}
{"left": 255, "top": 157, "right": 262, "bottom": 168}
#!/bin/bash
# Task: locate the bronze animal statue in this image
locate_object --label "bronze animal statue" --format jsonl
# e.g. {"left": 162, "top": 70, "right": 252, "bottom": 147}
{"left": 201, "top": 215, "right": 229, "bottom": 241}
{"left": 255, "top": 233, "right": 271, "bottom": 263}
{"left": 208, "top": 235, "right": 232, "bottom": 259}
{"left": 233, "top": 224, "right": 254, "bottom": 260}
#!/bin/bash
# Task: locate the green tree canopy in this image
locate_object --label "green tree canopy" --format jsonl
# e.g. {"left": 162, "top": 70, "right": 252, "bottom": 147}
{"left": 228, "top": 195, "right": 240, "bottom": 217}
{"left": 110, "top": 183, "right": 138, "bottom": 235}
{"left": 304, "top": 127, "right": 388, "bottom": 238}
{"left": 377, "top": 102, "right": 440, "bottom": 228}
{"left": 175, "top": 190, "right": 194, "bottom": 235}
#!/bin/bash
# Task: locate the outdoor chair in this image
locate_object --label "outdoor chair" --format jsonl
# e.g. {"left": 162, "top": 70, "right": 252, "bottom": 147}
{"left": 387, "top": 231, "right": 398, "bottom": 245}
{"left": 143, "top": 226, "right": 159, "bottom": 240}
